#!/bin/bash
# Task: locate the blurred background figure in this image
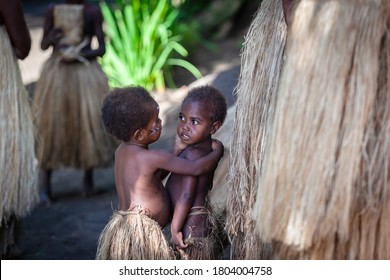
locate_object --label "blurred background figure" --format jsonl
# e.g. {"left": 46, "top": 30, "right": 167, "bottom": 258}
{"left": 32, "top": 0, "right": 115, "bottom": 202}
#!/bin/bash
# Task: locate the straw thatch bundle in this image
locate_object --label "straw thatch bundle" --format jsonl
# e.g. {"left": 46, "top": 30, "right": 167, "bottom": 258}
{"left": 177, "top": 203, "right": 224, "bottom": 260}
{"left": 253, "top": 0, "right": 390, "bottom": 259}
{"left": 96, "top": 210, "right": 175, "bottom": 260}
{"left": 225, "top": 0, "right": 287, "bottom": 259}
{"left": 0, "top": 26, "right": 38, "bottom": 257}
{"left": 0, "top": 26, "right": 38, "bottom": 224}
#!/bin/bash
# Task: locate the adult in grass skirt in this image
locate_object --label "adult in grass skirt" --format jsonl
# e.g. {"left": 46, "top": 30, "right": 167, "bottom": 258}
{"left": 0, "top": 0, "right": 39, "bottom": 258}
{"left": 253, "top": 0, "right": 390, "bottom": 259}
{"left": 32, "top": 0, "right": 115, "bottom": 201}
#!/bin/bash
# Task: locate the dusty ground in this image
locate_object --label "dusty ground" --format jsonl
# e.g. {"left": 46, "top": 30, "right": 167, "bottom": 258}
{"left": 12, "top": 2, "right": 254, "bottom": 260}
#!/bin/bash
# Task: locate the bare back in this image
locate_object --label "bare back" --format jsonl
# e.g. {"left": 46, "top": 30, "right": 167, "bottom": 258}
{"left": 114, "top": 143, "right": 171, "bottom": 227}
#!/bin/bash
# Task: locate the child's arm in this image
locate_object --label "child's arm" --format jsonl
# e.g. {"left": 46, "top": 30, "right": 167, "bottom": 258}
{"left": 171, "top": 175, "right": 198, "bottom": 249}
{"left": 160, "top": 134, "right": 188, "bottom": 180}
{"left": 195, "top": 139, "right": 224, "bottom": 174}
{"left": 80, "top": 5, "right": 106, "bottom": 59}
{"left": 150, "top": 139, "right": 224, "bottom": 176}
{"left": 40, "top": 4, "right": 63, "bottom": 51}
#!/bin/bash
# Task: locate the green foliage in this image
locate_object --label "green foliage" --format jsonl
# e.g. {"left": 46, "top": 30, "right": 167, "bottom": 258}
{"left": 170, "top": 0, "right": 211, "bottom": 52}
{"left": 99, "top": 0, "right": 202, "bottom": 92}
{"left": 169, "top": 0, "right": 253, "bottom": 53}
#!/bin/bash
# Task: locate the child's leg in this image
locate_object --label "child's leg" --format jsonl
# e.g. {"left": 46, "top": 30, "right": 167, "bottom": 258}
{"left": 0, "top": 215, "right": 22, "bottom": 259}
{"left": 39, "top": 169, "right": 52, "bottom": 203}
{"left": 82, "top": 168, "right": 94, "bottom": 196}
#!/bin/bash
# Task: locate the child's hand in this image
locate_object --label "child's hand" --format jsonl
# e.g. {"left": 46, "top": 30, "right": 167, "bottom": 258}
{"left": 49, "top": 28, "right": 63, "bottom": 46}
{"left": 173, "top": 133, "right": 188, "bottom": 155}
{"left": 172, "top": 231, "right": 188, "bottom": 249}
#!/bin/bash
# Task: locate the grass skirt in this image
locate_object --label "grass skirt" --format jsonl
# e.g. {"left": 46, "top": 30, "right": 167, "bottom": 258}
{"left": 176, "top": 204, "right": 225, "bottom": 260}
{"left": 96, "top": 209, "right": 175, "bottom": 260}
{"left": 0, "top": 26, "right": 38, "bottom": 258}
{"left": 0, "top": 216, "right": 21, "bottom": 259}
{"left": 32, "top": 55, "right": 115, "bottom": 169}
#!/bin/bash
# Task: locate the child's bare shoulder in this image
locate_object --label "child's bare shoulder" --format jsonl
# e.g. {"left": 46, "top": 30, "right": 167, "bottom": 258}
{"left": 182, "top": 146, "right": 209, "bottom": 161}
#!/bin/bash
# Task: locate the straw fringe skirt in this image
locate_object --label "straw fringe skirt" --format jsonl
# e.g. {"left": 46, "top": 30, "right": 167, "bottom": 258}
{"left": 96, "top": 209, "right": 175, "bottom": 260}
{"left": 253, "top": 0, "right": 390, "bottom": 259}
{"left": 225, "top": 0, "right": 286, "bottom": 259}
{"left": 0, "top": 26, "right": 38, "bottom": 258}
{"left": 176, "top": 205, "right": 225, "bottom": 260}
{"left": 32, "top": 55, "right": 114, "bottom": 169}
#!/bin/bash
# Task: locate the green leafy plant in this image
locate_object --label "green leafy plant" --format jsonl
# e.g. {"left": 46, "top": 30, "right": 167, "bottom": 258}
{"left": 99, "top": 0, "right": 202, "bottom": 92}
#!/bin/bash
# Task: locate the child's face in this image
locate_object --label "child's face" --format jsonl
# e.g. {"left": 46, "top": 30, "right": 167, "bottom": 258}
{"left": 177, "top": 100, "right": 215, "bottom": 145}
{"left": 144, "top": 105, "right": 162, "bottom": 144}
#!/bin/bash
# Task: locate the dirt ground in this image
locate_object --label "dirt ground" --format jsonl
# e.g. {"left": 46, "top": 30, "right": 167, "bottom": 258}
{"left": 11, "top": 2, "right": 255, "bottom": 260}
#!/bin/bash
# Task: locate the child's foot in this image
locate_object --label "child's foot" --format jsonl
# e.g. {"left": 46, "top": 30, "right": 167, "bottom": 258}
{"left": 81, "top": 187, "right": 95, "bottom": 197}
{"left": 7, "top": 245, "right": 22, "bottom": 259}
{"left": 39, "top": 169, "right": 52, "bottom": 205}
{"left": 82, "top": 169, "right": 94, "bottom": 197}
{"left": 39, "top": 191, "right": 51, "bottom": 206}
{"left": 82, "top": 177, "right": 95, "bottom": 197}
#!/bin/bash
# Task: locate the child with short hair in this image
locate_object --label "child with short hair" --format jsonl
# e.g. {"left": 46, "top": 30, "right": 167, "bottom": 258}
{"left": 96, "top": 86, "right": 224, "bottom": 260}
{"left": 166, "top": 85, "right": 227, "bottom": 259}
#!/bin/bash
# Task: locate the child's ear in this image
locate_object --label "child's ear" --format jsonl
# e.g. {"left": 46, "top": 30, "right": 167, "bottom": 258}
{"left": 210, "top": 121, "right": 222, "bottom": 135}
{"left": 133, "top": 129, "right": 146, "bottom": 141}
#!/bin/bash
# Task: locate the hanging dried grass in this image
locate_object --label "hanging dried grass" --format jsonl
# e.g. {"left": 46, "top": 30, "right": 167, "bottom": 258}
{"left": 225, "top": 0, "right": 287, "bottom": 259}
{"left": 177, "top": 237, "right": 216, "bottom": 260}
{"left": 253, "top": 0, "right": 390, "bottom": 259}
{"left": 0, "top": 26, "right": 38, "bottom": 224}
{"left": 209, "top": 105, "right": 235, "bottom": 214}
{"left": 96, "top": 209, "right": 175, "bottom": 260}
{"left": 0, "top": 26, "right": 38, "bottom": 258}
{"left": 176, "top": 203, "right": 225, "bottom": 260}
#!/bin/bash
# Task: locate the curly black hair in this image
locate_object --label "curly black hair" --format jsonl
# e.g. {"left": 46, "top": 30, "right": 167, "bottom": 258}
{"left": 101, "top": 86, "right": 158, "bottom": 142}
{"left": 183, "top": 85, "right": 227, "bottom": 124}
